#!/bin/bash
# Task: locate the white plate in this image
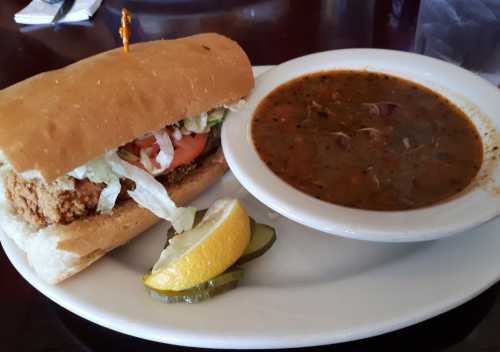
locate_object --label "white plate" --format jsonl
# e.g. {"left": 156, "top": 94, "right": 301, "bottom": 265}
{"left": 223, "top": 51, "right": 500, "bottom": 242}
{"left": 2, "top": 67, "right": 500, "bottom": 349}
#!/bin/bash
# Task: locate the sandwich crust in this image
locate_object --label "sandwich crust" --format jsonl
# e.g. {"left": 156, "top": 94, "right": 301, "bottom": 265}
{"left": 0, "top": 33, "right": 253, "bottom": 182}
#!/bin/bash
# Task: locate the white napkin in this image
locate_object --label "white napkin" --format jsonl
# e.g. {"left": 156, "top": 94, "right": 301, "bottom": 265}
{"left": 14, "top": 0, "right": 102, "bottom": 24}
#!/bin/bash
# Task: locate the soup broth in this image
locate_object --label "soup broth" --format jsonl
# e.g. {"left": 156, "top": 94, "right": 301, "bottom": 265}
{"left": 252, "top": 71, "right": 483, "bottom": 210}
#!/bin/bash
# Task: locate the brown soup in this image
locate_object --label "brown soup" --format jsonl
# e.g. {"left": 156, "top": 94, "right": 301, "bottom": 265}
{"left": 252, "top": 71, "right": 483, "bottom": 211}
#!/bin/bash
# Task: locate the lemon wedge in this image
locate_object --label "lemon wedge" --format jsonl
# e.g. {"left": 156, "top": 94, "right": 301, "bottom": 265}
{"left": 144, "top": 198, "right": 251, "bottom": 291}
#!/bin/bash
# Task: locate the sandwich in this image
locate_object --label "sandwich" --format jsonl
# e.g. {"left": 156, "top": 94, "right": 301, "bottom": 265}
{"left": 0, "top": 33, "right": 254, "bottom": 284}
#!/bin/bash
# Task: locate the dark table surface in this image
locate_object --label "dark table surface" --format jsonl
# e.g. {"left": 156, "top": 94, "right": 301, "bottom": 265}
{"left": 1, "top": 0, "right": 500, "bottom": 351}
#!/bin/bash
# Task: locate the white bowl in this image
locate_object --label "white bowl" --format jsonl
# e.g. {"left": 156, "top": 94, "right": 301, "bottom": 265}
{"left": 222, "top": 49, "right": 500, "bottom": 242}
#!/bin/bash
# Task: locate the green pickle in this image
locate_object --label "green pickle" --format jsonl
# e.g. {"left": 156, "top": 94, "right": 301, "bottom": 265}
{"left": 249, "top": 217, "right": 256, "bottom": 234}
{"left": 148, "top": 267, "right": 244, "bottom": 303}
{"left": 152, "top": 211, "right": 276, "bottom": 303}
{"left": 236, "top": 223, "right": 276, "bottom": 265}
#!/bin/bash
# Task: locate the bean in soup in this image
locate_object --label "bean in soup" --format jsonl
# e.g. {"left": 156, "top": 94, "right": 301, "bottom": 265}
{"left": 252, "top": 71, "right": 483, "bottom": 210}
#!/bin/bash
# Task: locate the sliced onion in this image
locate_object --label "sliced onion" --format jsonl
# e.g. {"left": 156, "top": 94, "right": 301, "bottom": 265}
{"left": 140, "top": 148, "right": 154, "bottom": 173}
{"left": 153, "top": 130, "right": 174, "bottom": 170}
{"left": 172, "top": 128, "right": 183, "bottom": 141}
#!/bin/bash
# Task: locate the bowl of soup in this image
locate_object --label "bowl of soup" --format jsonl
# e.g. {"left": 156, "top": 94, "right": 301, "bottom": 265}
{"left": 222, "top": 49, "right": 500, "bottom": 242}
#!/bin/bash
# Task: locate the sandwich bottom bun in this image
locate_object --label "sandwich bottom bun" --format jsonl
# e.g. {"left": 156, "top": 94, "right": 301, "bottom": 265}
{"left": 0, "top": 148, "right": 228, "bottom": 284}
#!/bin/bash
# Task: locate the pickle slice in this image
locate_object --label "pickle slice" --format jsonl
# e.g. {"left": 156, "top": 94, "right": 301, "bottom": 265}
{"left": 148, "top": 267, "right": 244, "bottom": 304}
{"left": 250, "top": 217, "right": 256, "bottom": 234}
{"left": 236, "top": 223, "right": 276, "bottom": 266}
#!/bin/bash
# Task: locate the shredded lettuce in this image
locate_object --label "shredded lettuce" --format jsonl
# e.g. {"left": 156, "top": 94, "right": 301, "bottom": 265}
{"left": 223, "top": 99, "right": 246, "bottom": 112}
{"left": 68, "top": 157, "right": 121, "bottom": 213}
{"left": 182, "top": 107, "right": 228, "bottom": 133}
{"left": 68, "top": 165, "right": 87, "bottom": 179}
{"left": 54, "top": 176, "right": 75, "bottom": 191}
{"left": 105, "top": 152, "right": 195, "bottom": 232}
{"left": 19, "top": 170, "right": 43, "bottom": 180}
{"left": 97, "top": 177, "right": 121, "bottom": 213}
{"left": 207, "top": 107, "right": 227, "bottom": 128}
{"left": 183, "top": 111, "right": 208, "bottom": 133}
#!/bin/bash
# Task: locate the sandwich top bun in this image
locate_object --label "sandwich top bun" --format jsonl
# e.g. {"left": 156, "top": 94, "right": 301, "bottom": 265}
{"left": 0, "top": 33, "right": 253, "bottom": 182}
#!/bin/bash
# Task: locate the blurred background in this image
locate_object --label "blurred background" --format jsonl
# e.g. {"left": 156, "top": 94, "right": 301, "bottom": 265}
{"left": 3, "top": 0, "right": 498, "bottom": 85}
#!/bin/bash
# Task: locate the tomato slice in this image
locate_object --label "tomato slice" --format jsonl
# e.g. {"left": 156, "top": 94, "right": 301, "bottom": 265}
{"left": 150, "top": 143, "right": 160, "bottom": 155}
{"left": 121, "top": 132, "right": 208, "bottom": 173}
{"left": 123, "top": 143, "right": 140, "bottom": 157}
{"left": 169, "top": 133, "right": 208, "bottom": 170}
